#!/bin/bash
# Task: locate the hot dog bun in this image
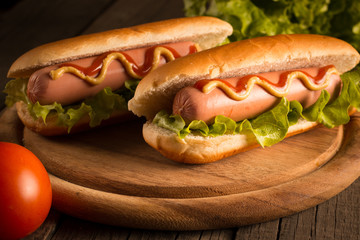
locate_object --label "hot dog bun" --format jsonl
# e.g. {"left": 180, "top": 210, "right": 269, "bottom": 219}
{"left": 8, "top": 16, "right": 232, "bottom": 78}
{"left": 129, "top": 34, "right": 359, "bottom": 119}
{"left": 128, "top": 34, "right": 360, "bottom": 164}
{"left": 6, "top": 17, "right": 232, "bottom": 136}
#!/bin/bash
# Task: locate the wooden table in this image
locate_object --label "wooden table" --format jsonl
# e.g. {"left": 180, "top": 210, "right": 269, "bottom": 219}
{"left": 0, "top": 1, "right": 359, "bottom": 239}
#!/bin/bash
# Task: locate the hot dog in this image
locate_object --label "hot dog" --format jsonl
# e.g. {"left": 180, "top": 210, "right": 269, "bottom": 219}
{"left": 172, "top": 66, "right": 342, "bottom": 124}
{"left": 128, "top": 34, "right": 360, "bottom": 164}
{"left": 27, "top": 41, "right": 196, "bottom": 106}
{"left": 4, "top": 17, "right": 233, "bottom": 136}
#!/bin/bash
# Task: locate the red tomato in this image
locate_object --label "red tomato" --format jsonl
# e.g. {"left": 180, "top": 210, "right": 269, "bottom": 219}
{"left": 0, "top": 142, "right": 52, "bottom": 239}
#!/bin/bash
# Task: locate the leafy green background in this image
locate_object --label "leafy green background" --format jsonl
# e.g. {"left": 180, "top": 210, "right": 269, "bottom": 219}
{"left": 184, "top": 0, "right": 360, "bottom": 51}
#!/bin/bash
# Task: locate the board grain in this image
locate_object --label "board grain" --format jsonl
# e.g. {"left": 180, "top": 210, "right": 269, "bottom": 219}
{"left": 0, "top": 107, "right": 357, "bottom": 230}
{"left": 23, "top": 117, "right": 343, "bottom": 199}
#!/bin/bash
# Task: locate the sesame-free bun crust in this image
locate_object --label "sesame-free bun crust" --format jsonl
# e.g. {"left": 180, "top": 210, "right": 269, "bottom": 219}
{"left": 8, "top": 16, "right": 232, "bottom": 78}
{"left": 143, "top": 119, "right": 319, "bottom": 164}
{"left": 129, "top": 34, "right": 360, "bottom": 120}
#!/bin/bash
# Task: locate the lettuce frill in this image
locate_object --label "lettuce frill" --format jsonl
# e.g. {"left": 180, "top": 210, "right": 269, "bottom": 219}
{"left": 184, "top": 0, "right": 360, "bottom": 51}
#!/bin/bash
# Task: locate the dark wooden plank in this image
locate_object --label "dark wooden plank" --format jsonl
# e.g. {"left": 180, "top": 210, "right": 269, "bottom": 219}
{"left": 276, "top": 208, "right": 316, "bottom": 240}
{"left": 175, "top": 230, "right": 205, "bottom": 240}
{"left": 199, "top": 229, "right": 235, "bottom": 239}
{"left": 50, "top": 215, "right": 234, "bottom": 240}
{"left": 314, "top": 179, "right": 360, "bottom": 240}
{"left": 50, "top": 215, "right": 132, "bottom": 240}
{"left": 238, "top": 179, "right": 360, "bottom": 240}
{"left": 334, "top": 179, "right": 360, "bottom": 239}
{"left": 127, "top": 230, "right": 178, "bottom": 240}
{"left": 22, "top": 209, "right": 62, "bottom": 240}
{"left": 234, "top": 220, "right": 279, "bottom": 240}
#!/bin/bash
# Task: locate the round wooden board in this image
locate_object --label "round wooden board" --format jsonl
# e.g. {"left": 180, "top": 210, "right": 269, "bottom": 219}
{"left": 1, "top": 107, "right": 360, "bottom": 230}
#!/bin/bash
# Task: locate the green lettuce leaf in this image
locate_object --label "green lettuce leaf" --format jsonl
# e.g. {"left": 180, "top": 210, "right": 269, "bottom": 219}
{"left": 248, "top": 98, "right": 290, "bottom": 147}
{"left": 153, "top": 110, "right": 186, "bottom": 135}
{"left": 57, "top": 103, "right": 92, "bottom": 131}
{"left": 302, "top": 90, "right": 330, "bottom": 122}
{"left": 209, "top": 115, "right": 236, "bottom": 136}
{"left": 288, "top": 100, "right": 303, "bottom": 126}
{"left": 31, "top": 101, "right": 65, "bottom": 123}
{"left": 3, "top": 78, "right": 137, "bottom": 132}
{"left": 84, "top": 87, "right": 127, "bottom": 127}
{"left": 153, "top": 67, "right": 360, "bottom": 147}
{"left": 184, "top": 0, "right": 360, "bottom": 51}
{"left": 4, "top": 78, "right": 30, "bottom": 106}
{"left": 317, "top": 67, "right": 360, "bottom": 127}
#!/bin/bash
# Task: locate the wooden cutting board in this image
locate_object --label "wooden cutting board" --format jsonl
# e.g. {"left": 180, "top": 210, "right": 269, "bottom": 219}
{"left": 1, "top": 106, "right": 359, "bottom": 230}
